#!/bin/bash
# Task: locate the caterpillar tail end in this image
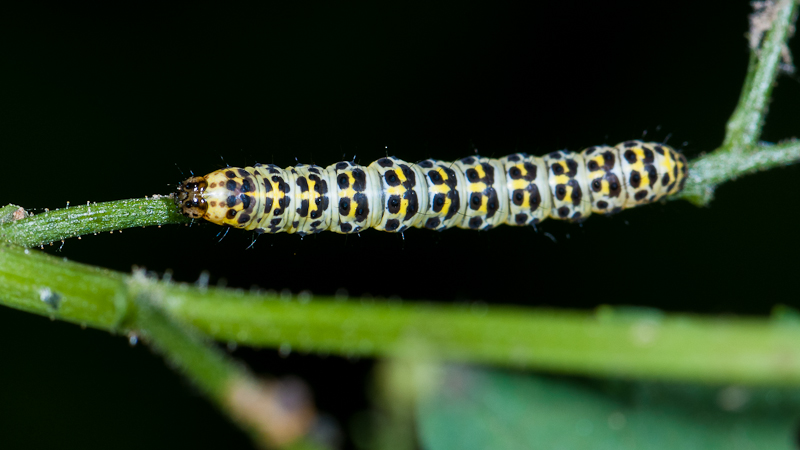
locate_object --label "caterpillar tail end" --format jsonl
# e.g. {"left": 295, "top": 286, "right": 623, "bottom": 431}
{"left": 175, "top": 176, "right": 209, "bottom": 219}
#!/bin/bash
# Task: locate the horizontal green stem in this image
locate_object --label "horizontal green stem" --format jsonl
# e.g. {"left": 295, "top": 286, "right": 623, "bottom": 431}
{"left": 0, "top": 244, "right": 318, "bottom": 448}
{"left": 678, "top": 139, "right": 800, "bottom": 206}
{"left": 164, "top": 288, "right": 800, "bottom": 386}
{"left": 0, "top": 242, "right": 237, "bottom": 397}
{"left": 3, "top": 243, "right": 800, "bottom": 386}
{"left": 0, "top": 243, "right": 126, "bottom": 328}
{"left": 0, "top": 197, "right": 190, "bottom": 248}
{"left": 2, "top": 137, "right": 799, "bottom": 247}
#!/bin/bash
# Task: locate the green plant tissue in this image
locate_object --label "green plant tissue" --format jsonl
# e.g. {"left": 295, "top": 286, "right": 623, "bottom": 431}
{"left": 418, "top": 367, "right": 800, "bottom": 450}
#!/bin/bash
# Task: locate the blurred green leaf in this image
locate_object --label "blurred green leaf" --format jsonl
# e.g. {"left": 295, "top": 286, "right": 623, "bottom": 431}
{"left": 418, "top": 367, "right": 800, "bottom": 450}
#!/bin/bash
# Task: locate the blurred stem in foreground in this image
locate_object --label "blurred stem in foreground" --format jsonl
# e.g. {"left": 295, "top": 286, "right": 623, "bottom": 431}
{"left": 4, "top": 243, "right": 800, "bottom": 386}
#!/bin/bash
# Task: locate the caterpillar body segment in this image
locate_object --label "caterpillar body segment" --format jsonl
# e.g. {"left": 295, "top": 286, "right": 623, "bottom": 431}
{"left": 175, "top": 140, "right": 689, "bottom": 235}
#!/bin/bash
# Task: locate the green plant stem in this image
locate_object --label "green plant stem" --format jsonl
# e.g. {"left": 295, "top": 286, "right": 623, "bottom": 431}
{"left": 3, "top": 243, "right": 800, "bottom": 386}
{"left": 679, "top": 139, "right": 800, "bottom": 205}
{"left": 0, "top": 0, "right": 796, "bottom": 249}
{"left": 0, "top": 5, "right": 795, "bottom": 450}
{"left": 0, "top": 243, "right": 127, "bottom": 328}
{"left": 0, "top": 197, "right": 190, "bottom": 248}
{"left": 0, "top": 135, "right": 798, "bottom": 248}
{"left": 0, "top": 244, "right": 319, "bottom": 449}
{"left": 0, "top": 8, "right": 797, "bottom": 447}
{"left": 129, "top": 291, "right": 320, "bottom": 450}
{"left": 721, "top": 0, "right": 797, "bottom": 154}
{"left": 130, "top": 289, "right": 323, "bottom": 450}
{"left": 162, "top": 288, "right": 800, "bottom": 386}
{"left": 129, "top": 287, "right": 237, "bottom": 404}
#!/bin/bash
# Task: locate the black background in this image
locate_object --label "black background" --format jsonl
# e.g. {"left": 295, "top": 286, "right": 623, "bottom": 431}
{"left": 1, "top": 2, "right": 798, "bottom": 449}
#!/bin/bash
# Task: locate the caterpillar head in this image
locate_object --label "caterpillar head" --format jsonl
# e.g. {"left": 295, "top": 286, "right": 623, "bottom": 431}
{"left": 176, "top": 169, "right": 257, "bottom": 228}
{"left": 175, "top": 176, "right": 209, "bottom": 219}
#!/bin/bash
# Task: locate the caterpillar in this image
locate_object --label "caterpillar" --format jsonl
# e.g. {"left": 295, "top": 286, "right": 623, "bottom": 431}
{"left": 175, "top": 140, "right": 689, "bottom": 235}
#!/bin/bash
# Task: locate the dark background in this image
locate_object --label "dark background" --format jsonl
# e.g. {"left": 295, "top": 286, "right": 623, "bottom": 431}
{"left": 1, "top": 2, "right": 798, "bottom": 448}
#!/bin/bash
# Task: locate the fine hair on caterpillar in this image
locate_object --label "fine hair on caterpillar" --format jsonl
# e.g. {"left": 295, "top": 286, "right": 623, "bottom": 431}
{"left": 175, "top": 140, "right": 688, "bottom": 236}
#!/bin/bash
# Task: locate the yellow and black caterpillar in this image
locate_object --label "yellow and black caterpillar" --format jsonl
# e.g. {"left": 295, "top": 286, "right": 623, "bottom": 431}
{"left": 175, "top": 140, "right": 688, "bottom": 235}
